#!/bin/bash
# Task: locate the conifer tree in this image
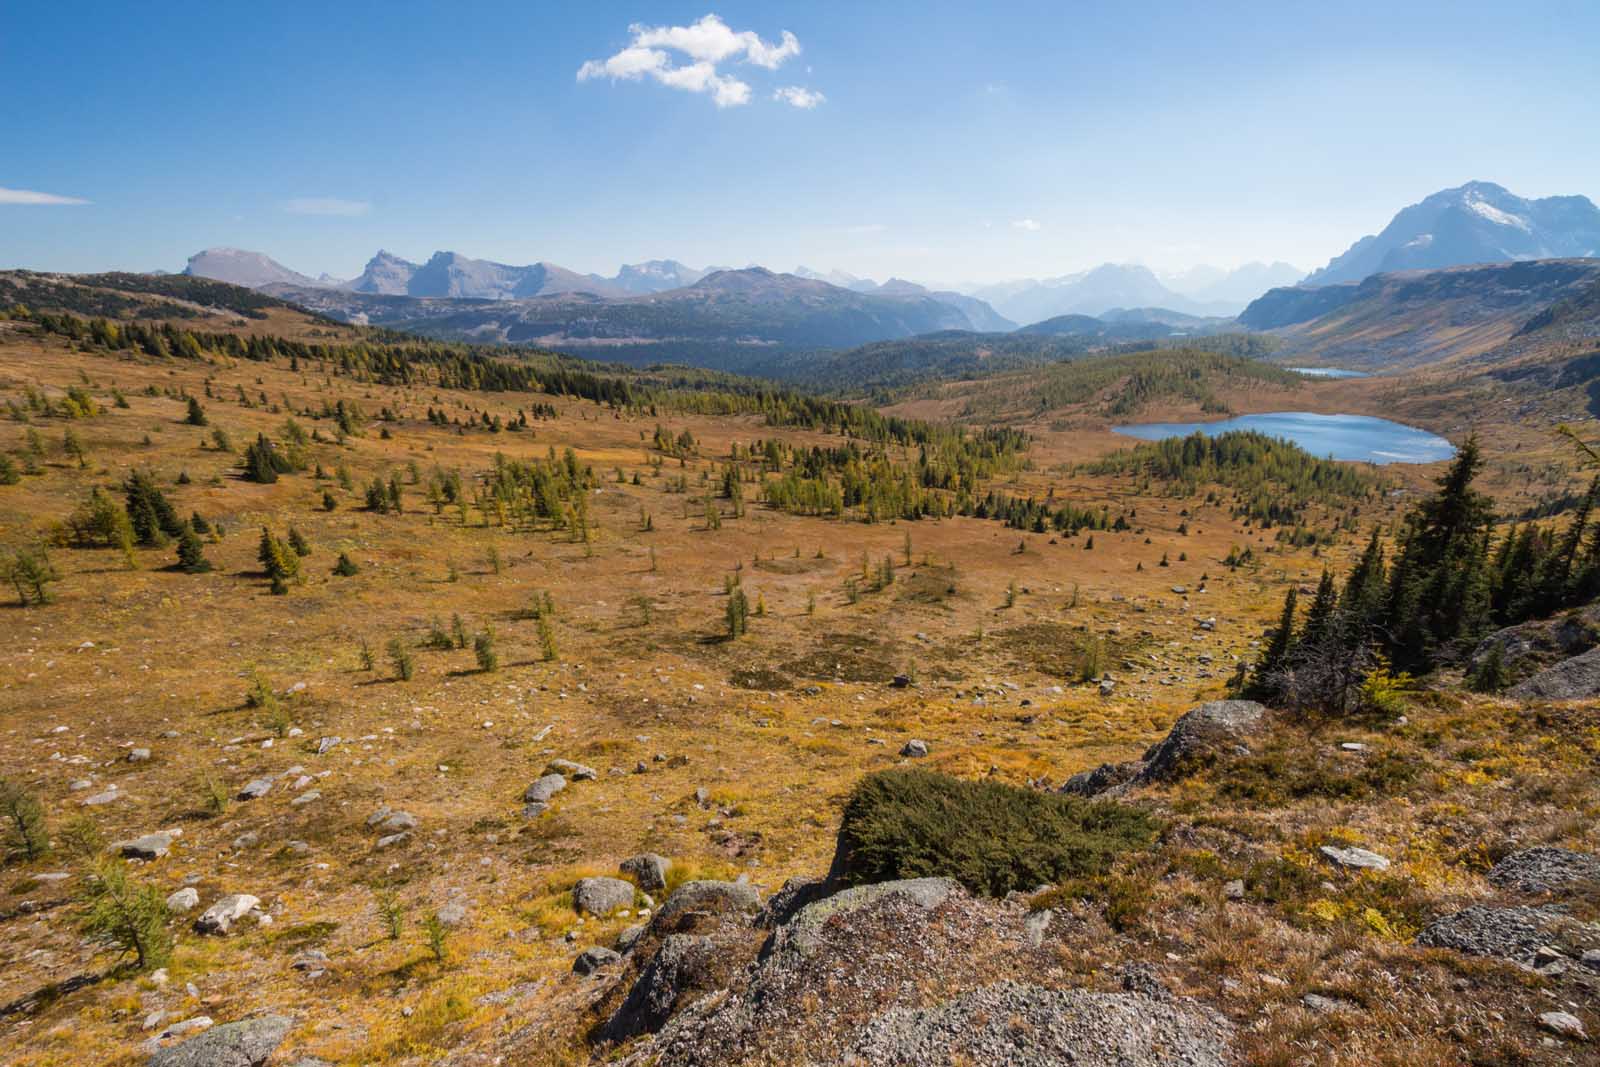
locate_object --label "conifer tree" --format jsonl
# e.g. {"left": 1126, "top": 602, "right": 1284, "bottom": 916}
{"left": 176, "top": 522, "right": 212, "bottom": 573}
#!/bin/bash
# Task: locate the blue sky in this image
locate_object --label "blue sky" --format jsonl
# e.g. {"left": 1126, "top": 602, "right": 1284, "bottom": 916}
{"left": 4, "top": 1, "right": 1598, "bottom": 283}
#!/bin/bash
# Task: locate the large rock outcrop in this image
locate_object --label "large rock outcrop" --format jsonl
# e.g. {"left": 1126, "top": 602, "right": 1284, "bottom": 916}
{"left": 1062, "top": 700, "right": 1266, "bottom": 797}
{"left": 147, "top": 1015, "right": 291, "bottom": 1067}
{"left": 595, "top": 877, "right": 1232, "bottom": 1067}
{"left": 1508, "top": 645, "right": 1600, "bottom": 701}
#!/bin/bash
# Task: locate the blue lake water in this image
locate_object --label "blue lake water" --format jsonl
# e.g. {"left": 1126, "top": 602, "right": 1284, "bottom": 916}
{"left": 1289, "top": 367, "right": 1369, "bottom": 379}
{"left": 1111, "top": 411, "right": 1456, "bottom": 464}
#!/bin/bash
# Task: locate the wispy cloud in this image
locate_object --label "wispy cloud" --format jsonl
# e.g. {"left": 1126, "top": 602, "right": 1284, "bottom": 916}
{"left": 774, "top": 86, "right": 825, "bottom": 109}
{"left": 578, "top": 14, "right": 805, "bottom": 109}
{"left": 285, "top": 197, "right": 371, "bottom": 217}
{"left": 1012, "top": 218, "right": 1041, "bottom": 232}
{"left": 0, "top": 186, "right": 89, "bottom": 206}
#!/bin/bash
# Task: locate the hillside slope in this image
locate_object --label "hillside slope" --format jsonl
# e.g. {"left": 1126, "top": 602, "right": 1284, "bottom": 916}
{"left": 1243, "top": 259, "right": 1600, "bottom": 371}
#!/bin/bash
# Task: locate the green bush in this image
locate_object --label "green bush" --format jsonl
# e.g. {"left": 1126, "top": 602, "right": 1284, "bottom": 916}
{"left": 833, "top": 769, "right": 1157, "bottom": 898}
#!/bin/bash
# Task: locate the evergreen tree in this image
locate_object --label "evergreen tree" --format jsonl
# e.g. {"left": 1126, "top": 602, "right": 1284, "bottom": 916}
{"left": 124, "top": 471, "right": 182, "bottom": 545}
{"left": 332, "top": 552, "right": 359, "bottom": 576}
{"left": 176, "top": 522, "right": 212, "bottom": 573}
{"left": 1246, "top": 585, "right": 1297, "bottom": 699}
{"left": 185, "top": 396, "right": 207, "bottom": 426}
{"left": 288, "top": 526, "right": 311, "bottom": 557}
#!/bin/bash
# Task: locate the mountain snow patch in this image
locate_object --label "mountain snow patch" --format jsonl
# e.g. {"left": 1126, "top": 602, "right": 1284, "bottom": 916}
{"left": 1464, "top": 194, "right": 1532, "bottom": 231}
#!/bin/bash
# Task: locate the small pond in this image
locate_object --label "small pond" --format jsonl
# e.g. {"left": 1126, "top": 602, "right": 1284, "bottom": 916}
{"left": 1111, "top": 411, "right": 1455, "bottom": 464}
{"left": 1289, "top": 367, "right": 1369, "bottom": 379}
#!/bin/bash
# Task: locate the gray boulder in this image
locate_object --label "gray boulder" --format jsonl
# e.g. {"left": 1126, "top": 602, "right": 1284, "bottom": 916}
{"left": 900, "top": 739, "right": 929, "bottom": 758}
{"left": 237, "top": 779, "right": 272, "bottom": 801}
{"left": 1509, "top": 645, "right": 1600, "bottom": 701}
{"left": 768, "top": 878, "right": 959, "bottom": 960}
{"left": 117, "top": 832, "right": 175, "bottom": 860}
{"left": 600, "top": 934, "right": 731, "bottom": 1042}
{"left": 1060, "top": 761, "right": 1140, "bottom": 797}
{"left": 620, "top": 852, "right": 672, "bottom": 892}
{"left": 1061, "top": 700, "right": 1265, "bottom": 796}
{"left": 1469, "top": 603, "right": 1600, "bottom": 685}
{"left": 547, "top": 759, "right": 597, "bottom": 781}
{"left": 147, "top": 1014, "right": 291, "bottom": 1067}
{"left": 573, "top": 877, "right": 635, "bottom": 916}
{"left": 523, "top": 774, "right": 567, "bottom": 805}
{"left": 650, "top": 880, "right": 760, "bottom": 933}
{"left": 194, "top": 894, "right": 260, "bottom": 935}
{"left": 574, "top": 946, "right": 622, "bottom": 975}
{"left": 1319, "top": 845, "right": 1391, "bottom": 872}
{"left": 1139, "top": 700, "right": 1265, "bottom": 783}
{"left": 166, "top": 887, "right": 200, "bottom": 914}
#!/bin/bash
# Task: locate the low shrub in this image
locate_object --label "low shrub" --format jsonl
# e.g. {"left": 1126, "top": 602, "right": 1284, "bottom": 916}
{"left": 832, "top": 769, "right": 1157, "bottom": 897}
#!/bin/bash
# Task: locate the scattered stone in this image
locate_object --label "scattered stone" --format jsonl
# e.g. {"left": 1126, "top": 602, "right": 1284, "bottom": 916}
{"left": 117, "top": 832, "right": 175, "bottom": 860}
{"left": 1319, "top": 845, "right": 1391, "bottom": 872}
{"left": 1539, "top": 1011, "right": 1588, "bottom": 1041}
{"left": 900, "top": 739, "right": 929, "bottom": 758}
{"left": 146, "top": 1014, "right": 291, "bottom": 1067}
{"left": 693, "top": 786, "right": 711, "bottom": 808}
{"left": 372, "top": 810, "right": 416, "bottom": 834}
{"left": 1301, "top": 993, "right": 1354, "bottom": 1014}
{"left": 574, "top": 946, "right": 622, "bottom": 975}
{"left": 375, "top": 832, "right": 410, "bottom": 850}
{"left": 316, "top": 736, "right": 341, "bottom": 755}
{"left": 236, "top": 778, "right": 272, "bottom": 801}
{"left": 1224, "top": 879, "right": 1245, "bottom": 901}
{"left": 891, "top": 674, "right": 911, "bottom": 688}
{"left": 523, "top": 774, "right": 567, "bottom": 805}
{"left": 436, "top": 899, "right": 469, "bottom": 927}
{"left": 82, "top": 788, "right": 121, "bottom": 806}
{"left": 290, "top": 790, "right": 320, "bottom": 807}
{"left": 616, "top": 924, "right": 647, "bottom": 954}
{"left": 166, "top": 887, "right": 200, "bottom": 914}
{"left": 574, "top": 877, "right": 636, "bottom": 916}
{"left": 621, "top": 853, "right": 673, "bottom": 892}
{"left": 232, "top": 832, "right": 259, "bottom": 850}
{"left": 547, "top": 758, "right": 597, "bottom": 781}
{"left": 129, "top": 748, "right": 152, "bottom": 762}
{"left": 194, "top": 894, "right": 261, "bottom": 935}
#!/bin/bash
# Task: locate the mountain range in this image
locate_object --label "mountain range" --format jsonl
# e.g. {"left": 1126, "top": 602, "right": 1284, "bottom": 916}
{"left": 968, "top": 263, "right": 1296, "bottom": 323}
{"left": 1303, "top": 181, "right": 1600, "bottom": 286}
{"left": 265, "top": 267, "right": 998, "bottom": 365}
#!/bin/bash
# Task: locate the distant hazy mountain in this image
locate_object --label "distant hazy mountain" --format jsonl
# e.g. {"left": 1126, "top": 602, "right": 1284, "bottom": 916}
{"left": 345, "top": 250, "right": 626, "bottom": 300}
{"left": 613, "top": 260, "right": 707, "bottom": 294}
{"left": 1161, "top": 262, "right": 1305, "bottom": 308}
{"left": 875, "top": 278, "right": 1015, "bottom": 331}
{"left": 267, "top": 267, "right": 999, "bottom": 364}
{"left": 794, "top": 266, "right": 879, "bottom": 292}
{"left": 1304, "top": 182, "right": 1600, "bottom": 286}
{"left": 182, "top": 248, "right": 331, "bottom": 290}
{"left": 971, "top": 264, "right": 1237, "bottom": 324}
{"left": 1018, "top": 306, "right": 1231, "bottom": 339}
{"left": 345, "top": 250, "right": 418, "bottom": 295}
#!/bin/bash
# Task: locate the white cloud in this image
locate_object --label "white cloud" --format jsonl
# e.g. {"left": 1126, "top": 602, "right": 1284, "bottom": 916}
{"left": 0, "top": 186, "right": 89, "bottom": 206}
{"left": 774, "top": 86, "right": 825, "bottom": 109}
{"left": 285, "top": 197, "right": 371, "bottom": 217}
{"left": 1012, "top": 218, "right": 1041, "bottom": 232}
{"left": 578, "top": 14, "right": 804, "bottom": 108}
